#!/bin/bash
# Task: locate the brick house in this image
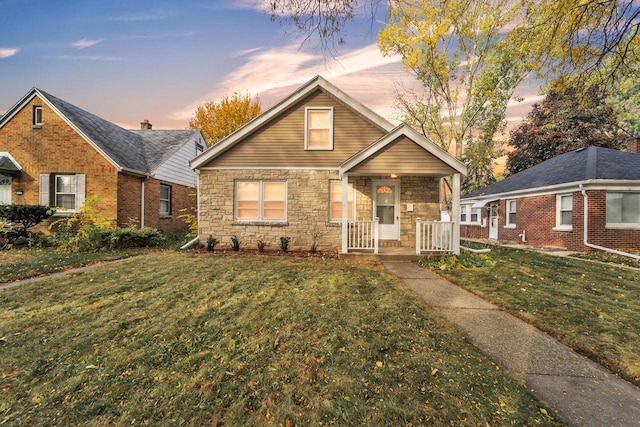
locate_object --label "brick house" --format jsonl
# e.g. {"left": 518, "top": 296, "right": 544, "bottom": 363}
{"left": 0, "top": 88, "right": 204, "bottom": 234}
{"left": 191, "top": 76, "right": 467, "bottom": 254}
{"left": 460, "top": 144, "right": 640, "bottom": 252}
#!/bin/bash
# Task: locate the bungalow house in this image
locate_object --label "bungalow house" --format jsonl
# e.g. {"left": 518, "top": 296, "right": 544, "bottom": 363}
{"left": 0, "top": 88, "right": 204, "bottom": 234}
{"left": 460, "top": 144, "right": 640, "bottom": 252}
{"left": 190, "top": 75, "right": 467, "bottom": 255}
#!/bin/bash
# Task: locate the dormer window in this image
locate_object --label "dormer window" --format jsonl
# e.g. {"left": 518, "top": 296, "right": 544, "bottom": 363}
{"left": 305, "top": 107, "right": 333, "bottom": 150}
{"left": 33, "top": 106, "right": 43, "bottom": 127}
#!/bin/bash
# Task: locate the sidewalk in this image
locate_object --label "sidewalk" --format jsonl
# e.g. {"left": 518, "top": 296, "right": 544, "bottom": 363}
{"left": 382, "top": 260, "right": 640, "bottom": 427}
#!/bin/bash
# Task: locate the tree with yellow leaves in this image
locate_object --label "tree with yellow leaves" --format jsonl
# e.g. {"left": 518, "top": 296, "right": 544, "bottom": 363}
{"left": 188, "top": 92, "right": 261, "bottom": 147}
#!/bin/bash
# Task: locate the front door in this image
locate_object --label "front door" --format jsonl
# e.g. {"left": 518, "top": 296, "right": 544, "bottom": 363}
{"left": 489, "top": 203, "right": 498, "bottom": 239}
{"left": 373, "top": 180, "right": 399, "bottom": 240}
{"left": 0, "top": 175, "right": 11, "bottom": 205}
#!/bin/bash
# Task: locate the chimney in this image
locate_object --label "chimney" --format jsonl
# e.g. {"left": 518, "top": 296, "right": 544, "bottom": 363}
{"left": 626, "top": 137, "right": 640, "bottom": 154}
{"left": 140, "top": 119, "right": 152, "bottom": 130}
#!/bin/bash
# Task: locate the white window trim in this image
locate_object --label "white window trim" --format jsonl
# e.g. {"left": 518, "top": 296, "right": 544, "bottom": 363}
{"left": 553, "top": 194, "right": 573, "bottom": 231}
{"left": 304, "top": 107, "right": 334, "bottom": 150}
{"left": 160, "top": 184, "right": 171, "bottom": 217}
{"left": 235, "top": 180, "right": 287, "bottom": 222}
{"left": 505, "top": 199, "right": 516, "bottom": 228}
{"left": 32, "top": 106, "right": 43, "bottom": 128}
{"left": 329, "top": 180, "right": 355, "bottom": 223}
{"left": 460, "top": 204, "right": 481, "bottom": 225}
{"left": 45, "top": 173, "right": 85, "bottom": 214}
{"left": 605, "top": 191, "right": 640, "bottom": 229}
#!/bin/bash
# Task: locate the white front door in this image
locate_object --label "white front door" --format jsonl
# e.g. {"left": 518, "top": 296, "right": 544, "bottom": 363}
{"left": 489, "top": 203, "right": 498, "bottom": 240}
{"left": 373, "top": 180, "right": 400, "bottom": 240}
{"left": 0, "top": 175, "right": 11, "bottom": 205}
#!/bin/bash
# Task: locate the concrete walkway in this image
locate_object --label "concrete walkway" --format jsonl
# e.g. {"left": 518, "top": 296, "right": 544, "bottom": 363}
{"left": 382, "top": 260, "right": 640, "bottom": 427}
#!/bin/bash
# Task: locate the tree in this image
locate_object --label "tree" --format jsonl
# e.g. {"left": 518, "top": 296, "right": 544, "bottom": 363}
{"left": 505, "top": 84, "right": 627, "bottom": 175}
{"left": 188, "top": 92, "right": 261, "bottom": 147}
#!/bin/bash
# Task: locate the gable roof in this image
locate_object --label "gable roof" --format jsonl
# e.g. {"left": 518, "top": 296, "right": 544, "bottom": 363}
{"left": 340, "top": 124, "right": 466, "bottom": 176}
{"left": 0, "top": 152, "right": 22, "bottom": 175}
{"left": 463, "top": 146, "right": 640, "bottom": 200}
{"left": 0, "top": 88, "right": 201, "bottom": 176}
{"left": 190, "top": 75, "right": 395, "bottom": 170}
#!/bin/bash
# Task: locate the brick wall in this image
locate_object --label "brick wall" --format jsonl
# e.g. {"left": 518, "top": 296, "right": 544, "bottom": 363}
{"left": 461, "top": 190, "right": 640, "bottom": 252}
{"left": 0, "top": 96, "right": 119, "bottom": 221}
{"left": 198, "top": 170, "right": 441, "bottom": 251}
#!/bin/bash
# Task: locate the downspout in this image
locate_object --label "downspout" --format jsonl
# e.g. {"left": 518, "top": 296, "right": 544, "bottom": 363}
{"left": 580, "top": 184, "right": 640, "bottom": 260}
{"left": 140, "top": 179, "right": 145, "bottom": 228}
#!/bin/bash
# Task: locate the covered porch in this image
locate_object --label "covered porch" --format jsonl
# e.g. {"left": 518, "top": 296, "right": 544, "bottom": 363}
{"left": 336, "top": 125, "right": 467, "bottom": 256}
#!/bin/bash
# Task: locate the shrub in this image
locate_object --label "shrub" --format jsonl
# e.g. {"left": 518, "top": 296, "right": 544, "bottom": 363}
{"left": 0, "top": 204, "right": 55, "bottom": 238}
{"left": 230, "top": 235, "right": 240, "bottom": 251}
{"left": 256, "top": 239, "right": 266, "bottom": 253}
{"left": 206, "top": 235, "right": 218, "bottom": 252}
{"left": 280, "top": 236, "right": 291, "bottom": 252}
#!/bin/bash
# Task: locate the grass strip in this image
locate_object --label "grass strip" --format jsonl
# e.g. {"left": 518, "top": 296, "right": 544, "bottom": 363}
{"left": 439, "top": 243, "right": 640, "bottom": 386}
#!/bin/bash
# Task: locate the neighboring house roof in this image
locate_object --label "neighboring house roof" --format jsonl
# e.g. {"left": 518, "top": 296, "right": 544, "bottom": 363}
{"left": 463, "top": 146, "right": 640, "bottom": 201}
{"left": 0, "top": 88, "right": 201, "bottom": 177}
{"left": 0, "top": 152, "right": 22, "bottom": 175}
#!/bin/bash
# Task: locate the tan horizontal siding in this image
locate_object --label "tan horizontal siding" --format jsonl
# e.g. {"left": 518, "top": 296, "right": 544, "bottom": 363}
{"left": 203, "top": 89, "right": 387, "bottom": 168}
{"left": 350, "top": 136, "right": 457, "bottom": 175}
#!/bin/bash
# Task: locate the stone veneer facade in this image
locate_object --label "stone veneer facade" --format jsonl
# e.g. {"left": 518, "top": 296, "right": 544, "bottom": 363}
{"left": 198, "top": 169, "right": 441, "bottom": 252}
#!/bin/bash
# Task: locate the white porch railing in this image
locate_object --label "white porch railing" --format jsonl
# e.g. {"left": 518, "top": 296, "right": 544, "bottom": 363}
{"left": 347, "top": 218, "right": 379, "bottom": 253}
{"left": 416, "top": 219, "right": 454, "bottom": 254}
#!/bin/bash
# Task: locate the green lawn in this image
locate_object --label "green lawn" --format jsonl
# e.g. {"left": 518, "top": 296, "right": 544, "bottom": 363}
{"left": 438, "top": 243, "right": 640, "bottom": 386}
{"left": 0, "top": 252, "right": 562, "bottom": 426}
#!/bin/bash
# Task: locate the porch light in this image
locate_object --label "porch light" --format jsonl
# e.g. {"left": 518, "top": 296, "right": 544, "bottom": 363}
{"left": 390, "top": 173, "right": 398, "bottom": 179}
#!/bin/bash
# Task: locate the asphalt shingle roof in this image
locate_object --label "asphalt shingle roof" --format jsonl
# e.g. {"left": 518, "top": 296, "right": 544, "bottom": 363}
{"left": 0, "top": 154, "right": 21, "bottom": 174}
{"left": 463, "top": 146, "right": 640, "bottom": 199}
{"left": 129, "top": 130, "right": 200, "bottom": 171}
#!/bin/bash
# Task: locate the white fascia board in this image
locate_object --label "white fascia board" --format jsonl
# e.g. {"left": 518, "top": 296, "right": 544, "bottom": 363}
{"left": 0, "top": 151, "right": 22, "bottom": 170}
{"left": 190, "top": 75, "right": 395, "bottom": 171}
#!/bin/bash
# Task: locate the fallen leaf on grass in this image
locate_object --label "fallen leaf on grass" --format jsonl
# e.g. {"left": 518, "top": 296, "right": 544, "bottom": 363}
{"left": 431, "top": 368, "right": 438, "bottom": 376}
{"left": 85, "top": 365, "right": 99, "bottom": 369}
{"left": 540, "top": 408, "right": 548, "bottom": 415}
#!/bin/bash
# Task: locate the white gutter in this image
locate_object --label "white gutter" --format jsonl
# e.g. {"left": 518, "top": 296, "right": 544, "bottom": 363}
{"left": 180, "top": 236, "right": 200, "bottom": 250}
{"left": 579, "top": 184, "right": 640, "bottom": 260}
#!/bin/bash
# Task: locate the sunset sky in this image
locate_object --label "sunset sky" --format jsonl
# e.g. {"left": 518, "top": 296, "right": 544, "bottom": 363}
{"left": 0, "top": 0, "right": 543, "bottom": 131}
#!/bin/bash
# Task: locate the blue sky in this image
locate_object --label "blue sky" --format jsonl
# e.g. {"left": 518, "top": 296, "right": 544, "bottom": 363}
{"left": 0, "top": 0, "right": 541, "bottom": 130}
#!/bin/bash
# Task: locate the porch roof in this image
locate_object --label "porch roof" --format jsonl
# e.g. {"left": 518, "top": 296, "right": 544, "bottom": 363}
{"left": 0, "top": 152, "right": 21, "bottom": 176}
{"left": 339, "top": 124, "right": 466, "bottom": 177}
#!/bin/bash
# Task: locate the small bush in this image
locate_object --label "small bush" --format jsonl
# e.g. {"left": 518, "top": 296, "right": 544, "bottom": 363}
{"left": 256, "top": 239, "right": 266, "bottom": 253}
{"left": 280, "top": 236, "right": 291, "bottom": 252}
{"left": 230, "top": 235, "right": 240, "bottom": 251}
{"left": 206, "top": 235, "right": 218, "bottom": 252}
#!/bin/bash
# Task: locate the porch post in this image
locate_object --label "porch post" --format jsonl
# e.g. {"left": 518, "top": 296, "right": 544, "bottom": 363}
{"left": 415, "top": 218, "right": 422, "bottom": 255}
{"left": 341, "top": 175, "right": 349, "bottom": 254}
{"left": 452, "top": 173, "right": 461, "bottom": 255}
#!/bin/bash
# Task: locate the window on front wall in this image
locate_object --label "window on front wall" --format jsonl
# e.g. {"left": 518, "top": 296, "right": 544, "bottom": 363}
{"left": 506, "top": 200, "right": 516, "bottom": 226}
{"left": 556, "top": 194, "right": 573, "bottom": 229}
{"left": 606, "top": 192, "right": 640, "bottom": 225}
{"left": 39, "top": 174, "right": 85, "bottom": 212}
{"left": 329, "top": 180, "right": 354, "bottom": 222}
{"left": 461, "top": 205, "right": 480, "bottom": 224}
{"left": 305, "top": 107, "right": 333, "bottom": 150}
{"left": 160, "top": 184, "right": 171, "bottom": 217}
{"left": 235, "top": 180, "right": 286, "bottom": 221}
{"left": 33, "top": 106, "right": 42, "bottom": 126}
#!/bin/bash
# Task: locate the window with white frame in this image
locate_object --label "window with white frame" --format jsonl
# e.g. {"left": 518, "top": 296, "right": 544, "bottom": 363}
{"left": 606, "top": 192, "right": 640, "bottom": 225}
{"left": 33, "top": 106, "right": 43, "bottom": 126}
{"left": 329, "top": 180, "right": 354, "bottom": 222}
{"left": 235, "top": 180, "right": 286, "bottom": 221}
{"left": 555, "top": 194, "right": 573, "bottom": 230}
{"left": 506, "top": 199, "right": 517, "bottom": 226}
{"left": 305, "top": 107, "right": 333, "bottom": 150}
{"left": 160, "top": 184, "right": 171, "bottom": 217}
{"left": 461, "top": 204, "right": 480, "bottom": 224}
{"left": 54, "top": 175, "right": 77, "bottom": 210}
